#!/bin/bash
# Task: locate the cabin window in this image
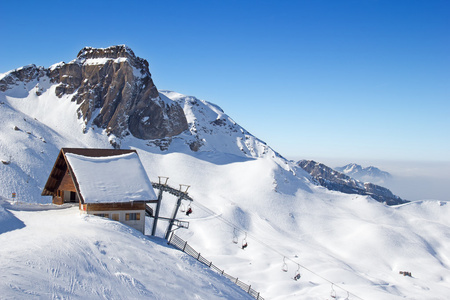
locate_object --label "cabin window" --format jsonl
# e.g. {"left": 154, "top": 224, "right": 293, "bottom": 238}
{"left": 94, "top": 213, "right": 109, "bottom": 218}
{"left": 57, "top": 190, "right": 61, "bottom": 197}
{"left": 112, "top": 213, "right": 119, "bottom": 221}
{"left": 126, "top": 213, "right": 140, "bottom": 221}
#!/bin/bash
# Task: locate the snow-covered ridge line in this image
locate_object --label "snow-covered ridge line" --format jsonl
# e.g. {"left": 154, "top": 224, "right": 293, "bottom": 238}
{"left": 159, "top": 90, "right": 289, "bottom": 164}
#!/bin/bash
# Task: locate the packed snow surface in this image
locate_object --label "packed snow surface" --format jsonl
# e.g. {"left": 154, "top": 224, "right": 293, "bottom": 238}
{"left": 0, "top": 199, "right": 251, "bottom": 299}
{"left": 65, "top": 152, "right": 157, "bottom": 203}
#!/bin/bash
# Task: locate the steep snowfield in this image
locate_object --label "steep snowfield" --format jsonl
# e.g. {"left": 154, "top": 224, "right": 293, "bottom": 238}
{"left": 132, "top": 150, "right": 450, "bottom": 300}
{"left": 0, "top": 199, "right": 252, "bottom": 299}
{"left": 0, "top": 77, "right": 111, "bottom": 202}
{"left": 1, "top": 81, "right": 449, "bottom": 299}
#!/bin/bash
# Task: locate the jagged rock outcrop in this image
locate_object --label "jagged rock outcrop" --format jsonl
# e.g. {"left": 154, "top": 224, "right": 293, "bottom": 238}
{"left": 0, "top": 65, "right": 45, "bottom": 92}
{"left": 0, "top": 45, "right": 188, "bottom": 140}
{"left": 298, "top": 160, "right": 408, "bottom": 205}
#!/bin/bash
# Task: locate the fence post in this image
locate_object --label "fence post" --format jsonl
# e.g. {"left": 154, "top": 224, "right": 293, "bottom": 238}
{"left": 165, "top": 232, "right": 263, "bottom": 300}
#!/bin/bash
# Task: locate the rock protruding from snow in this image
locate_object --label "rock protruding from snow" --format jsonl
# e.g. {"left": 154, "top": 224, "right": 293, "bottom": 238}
{"left": 298, "top": 160, "right": 407, "bottom": 205}
{"left": 0, "top": 65, "right": 45, "bottom": 92}
{"left": 52, "top": 45, "right": 188, "bottom": 140}
{"left": 1, "top": 45, "right": 188, "bottom": 141}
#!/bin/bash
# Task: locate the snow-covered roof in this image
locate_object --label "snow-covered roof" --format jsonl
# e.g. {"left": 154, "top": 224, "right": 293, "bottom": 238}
{"left": 64, "top": 152, "right": 157, "bottom": 204}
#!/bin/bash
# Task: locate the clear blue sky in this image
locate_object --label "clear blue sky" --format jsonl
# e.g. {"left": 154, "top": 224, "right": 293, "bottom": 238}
{"left": 1, "top": 0, "right": 449, "bottom": 163}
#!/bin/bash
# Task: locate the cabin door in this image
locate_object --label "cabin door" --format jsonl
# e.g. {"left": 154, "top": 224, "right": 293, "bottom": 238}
{"left": 70, "top": 191, "right": 78, "bottom": 203}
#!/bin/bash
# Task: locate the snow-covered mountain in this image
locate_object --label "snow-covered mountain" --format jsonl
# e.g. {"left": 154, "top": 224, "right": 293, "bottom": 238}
{"left": 336, "top": 163, "right": 392, "bottom": 185}
{"left": 1, "top": 46, "right": 450, "bottom": 300}
{"left": 298, "top": 160, "right": 407, "bottom": 205}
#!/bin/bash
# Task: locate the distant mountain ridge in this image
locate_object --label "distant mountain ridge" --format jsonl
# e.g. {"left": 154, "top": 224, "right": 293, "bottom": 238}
{"left": 335, "top": 163, "right": 392, "bottom": 185}
{"left": 298, "top": 160, "right": 407, "bottom": 205}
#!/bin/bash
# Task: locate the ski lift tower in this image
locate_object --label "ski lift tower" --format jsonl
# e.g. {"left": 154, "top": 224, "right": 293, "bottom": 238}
{"left": 149, "top": 177, "right": 193, "bottom": 239}
{"left": 164, "top": 183, "right": 191, "bottom": 240}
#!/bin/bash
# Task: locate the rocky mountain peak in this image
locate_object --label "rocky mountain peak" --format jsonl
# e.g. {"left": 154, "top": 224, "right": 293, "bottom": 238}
{"left": 48, "top": 46, "right": 188, "bottom": 143}
{"left": 77, "top": 45, "right": 135, "bottom": 60}
{"left": 0, "top": 46, "right": 189, "bottom": 144}
{"left": 76, "top": 45, "right": 150, "bottom": 73}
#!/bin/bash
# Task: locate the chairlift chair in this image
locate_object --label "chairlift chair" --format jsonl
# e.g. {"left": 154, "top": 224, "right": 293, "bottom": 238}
{"left": 293, "top": 265, "right": 301, "bottom": 281}
{"left": 180, "top": 202, "right": 186, "bottom": 213}
{"left": 282, "top": 257, "right": 288, "bottom": 272}
{"left": 241, "top": 232, "right": 248, "bottom": 249}
{"left": 232, "top": 228, "right": 239, "bottom": 244}
{"left": 330, "top": 284, "right": 337, "bottom": 299}
{"left": 185, "top": 203, "right": 193, "bottom": 216}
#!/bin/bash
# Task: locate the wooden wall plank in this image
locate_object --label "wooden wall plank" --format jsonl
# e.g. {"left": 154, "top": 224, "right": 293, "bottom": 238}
{"left": 85, "top": 202, "right": 146, "bottom": 212}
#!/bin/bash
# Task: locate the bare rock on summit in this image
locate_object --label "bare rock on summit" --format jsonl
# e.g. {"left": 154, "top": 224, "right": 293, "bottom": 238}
{"left": 48, "top": 45, "right": 188, "bottom": 139}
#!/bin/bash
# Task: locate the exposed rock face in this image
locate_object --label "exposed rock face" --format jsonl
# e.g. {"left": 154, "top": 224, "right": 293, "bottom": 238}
{"left": 298, "top": 160, "right": 407, "bottom": 205}
{"left": 51, "top": 45, "right": 188, "bottom": 139}
{"left": 0, "top": 45, "right": 188, "bottom": 140}
{"left": 0, "top": 65, "right": 45, "bottom": 92}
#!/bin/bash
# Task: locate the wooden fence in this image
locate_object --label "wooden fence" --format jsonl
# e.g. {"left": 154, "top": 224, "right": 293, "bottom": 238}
{"left": 169, "top": 233, "right": 264, "bottom": 300}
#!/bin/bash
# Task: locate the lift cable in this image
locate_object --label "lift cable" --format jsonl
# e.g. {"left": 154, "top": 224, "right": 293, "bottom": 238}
{"left": 189, "top": 199, "right": 366, "bottom": 300}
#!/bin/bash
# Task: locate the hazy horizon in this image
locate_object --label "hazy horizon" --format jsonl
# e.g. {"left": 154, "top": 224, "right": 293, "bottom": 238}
{"left": 289, "top": 155, "right": 450, "bottom": 202}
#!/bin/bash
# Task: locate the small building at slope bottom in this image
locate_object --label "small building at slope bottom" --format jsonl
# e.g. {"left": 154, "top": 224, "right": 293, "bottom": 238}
{"left": 42, "top": 148, "right": 157, "bottom": 233}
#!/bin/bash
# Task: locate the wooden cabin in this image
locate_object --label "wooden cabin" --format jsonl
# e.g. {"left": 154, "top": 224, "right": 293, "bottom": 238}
{"left": 42, "top": 148, "right": 157, "bottom": 233}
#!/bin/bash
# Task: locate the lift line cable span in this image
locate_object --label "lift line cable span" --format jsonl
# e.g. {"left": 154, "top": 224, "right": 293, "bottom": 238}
{"left": 189, "top": 199, "right": 366, "bottom": 300}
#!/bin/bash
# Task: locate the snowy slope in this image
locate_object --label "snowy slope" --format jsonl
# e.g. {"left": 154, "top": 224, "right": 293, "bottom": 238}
{"left": 0, "top": 199, "right": 252, "bottom": 299}
{"left": 1, "top": 73, "right": 449, "bottom": 300}
{"left": 132, "top": 150, "right": 450, "bottom": 300}
{"left": 0, "top": 75, "right": 112, "bottom": 202}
